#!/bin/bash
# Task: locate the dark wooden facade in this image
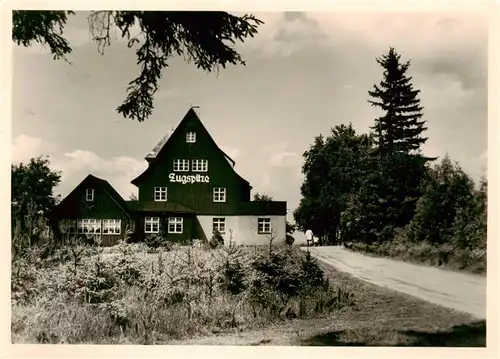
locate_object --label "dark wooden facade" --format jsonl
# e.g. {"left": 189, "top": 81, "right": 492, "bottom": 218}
{"left": 50, "top": 175, "right": 134, "bottom": 246}
{"left": 51, "top": 108, "right": 287, "bottom": 246}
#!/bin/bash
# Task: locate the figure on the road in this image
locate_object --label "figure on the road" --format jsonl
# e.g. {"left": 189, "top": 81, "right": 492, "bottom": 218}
{"left": 313, "top": 235, "right": 319, "bottom": 246}
{"left": 305, "top": 229, "right": 313, "bottom": 246}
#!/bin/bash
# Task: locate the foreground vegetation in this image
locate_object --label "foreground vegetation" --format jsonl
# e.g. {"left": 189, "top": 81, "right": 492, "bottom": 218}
{"left": 11, "top": 240, "right": 355, "bottom": 344}
{"left": 344, "top": 228, "right": 486, "bottom": 275}
{"left": 166, "top": 262, "right": 485, "bottom": 346}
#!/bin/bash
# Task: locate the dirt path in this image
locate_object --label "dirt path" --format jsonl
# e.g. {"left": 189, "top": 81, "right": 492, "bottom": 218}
{"left": 303, "top": 246, "right": 486, "bottom": 319}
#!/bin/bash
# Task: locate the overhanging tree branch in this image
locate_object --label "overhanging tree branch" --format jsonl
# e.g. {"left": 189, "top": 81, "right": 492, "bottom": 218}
{"left": 12, "top": 10, "right": 264, "bottom": 122}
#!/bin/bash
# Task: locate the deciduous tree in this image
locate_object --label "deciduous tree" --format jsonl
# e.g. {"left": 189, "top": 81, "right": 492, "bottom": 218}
{"left": 11, "top": 156, "right": 61, "bottom": 247}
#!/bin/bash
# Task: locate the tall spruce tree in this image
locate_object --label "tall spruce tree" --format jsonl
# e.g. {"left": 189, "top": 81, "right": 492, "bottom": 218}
{"left": 358, "top": 47, "right": 432, "bottom": 242}
{"left": 368, "top": 47, "right": 428, "bottom": 156}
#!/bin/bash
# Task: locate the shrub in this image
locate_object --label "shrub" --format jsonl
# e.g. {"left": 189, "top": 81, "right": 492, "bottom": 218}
{"left": 285, "top": 234, "right": 295, "bottom": 246}
{"left": 11, "top": 242, "right": 355, "bottom": 344}
{"left": 144, "top": 234, "right": 168, "bottom": 251}
{"left": 209, "top": 230, "right": 224, "bottom": 249}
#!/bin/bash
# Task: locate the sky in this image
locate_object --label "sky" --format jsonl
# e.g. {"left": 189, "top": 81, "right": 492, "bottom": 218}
{"left": 11, "top": 10, "right": 488, "bottom": 222}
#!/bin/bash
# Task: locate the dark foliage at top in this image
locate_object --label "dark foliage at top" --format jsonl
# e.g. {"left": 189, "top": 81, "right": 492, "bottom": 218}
{"left": 12, "top": 10, "right": 263, "bottom": 122}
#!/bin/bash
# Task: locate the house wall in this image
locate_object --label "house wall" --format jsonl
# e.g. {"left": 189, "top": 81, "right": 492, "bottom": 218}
{"left": 52, "top": 177, "right": 132, "bottom": 246}
{"left": 57, "top": 219, "right": 134, "bottom": 247}
{"left": 134, "top": 213, "right": 196, "bottom": 244}
{"left": 57, "top": 184, "right": 127, "bottom": 219}
{"left": 197, "top": 215, "right": 286, "bottom": 246}
{"left": 136, "top": 110, "right": 251, "bottom": 211}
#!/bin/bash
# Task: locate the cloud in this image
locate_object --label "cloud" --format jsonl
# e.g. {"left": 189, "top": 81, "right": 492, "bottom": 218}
{"left": 269, "top": 151, "right": 299, "bottom": 167}
{"left": 57, "top": 150, "right": 146, "bottom": 197}
{"left": 262, "top": 141, "right": 300, "bottom": 167}
{"left": 11, "top": 134, "right": 48, "bottom": 163}
{"left": 11, "top": 134, "right": 146, "bottom": 198}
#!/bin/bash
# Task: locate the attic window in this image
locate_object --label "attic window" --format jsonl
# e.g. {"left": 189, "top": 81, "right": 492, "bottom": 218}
{"left": 86, "top": 189, "right": 94, "bottom": 202}
{"left": 186, "top": 132, "right": 196, "bottom": 143}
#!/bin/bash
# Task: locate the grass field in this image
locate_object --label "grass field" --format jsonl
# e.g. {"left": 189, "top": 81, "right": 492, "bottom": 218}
{"left": 167, "top": 262, "right": 485, "bottom": 346}
{"left": 11, "top": 242, "right": 484, "bottom": 346}
{"left": 11, "top": 242, "right": 353, "bottom": 344}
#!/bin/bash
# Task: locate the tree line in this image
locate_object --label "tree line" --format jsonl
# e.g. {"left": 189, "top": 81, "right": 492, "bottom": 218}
{"left": 293, "top": 47, "right": 487, "bottom": 254}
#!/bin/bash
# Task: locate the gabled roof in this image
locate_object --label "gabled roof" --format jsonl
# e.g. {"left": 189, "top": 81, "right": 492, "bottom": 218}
{"left": 145, "top": 132, "right": 171, "bottom": 162}
{"left": 51, "top": 174, "right": 131, "bottom": 219}
{"left": 131, "top": 108, "right": 249, "bottom": 186}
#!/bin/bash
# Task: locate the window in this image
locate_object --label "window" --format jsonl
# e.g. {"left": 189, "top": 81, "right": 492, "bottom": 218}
{"left": 213, "top": 217, "right": 226, "bottom": 234}
{"left": 186, "top": 132, "right": 196, "bottom": 143}
{"left": 168, "top": 217, "right": 183, "bottom": 234}
{"left": 86, "top": 189, "right": 94, "bottom": 201}
{"left": 192, "top": 159, "right": 208, "bottom": 172}
{"left": 213, "top": 187, "right": 226, "bottom": 202}
{"left": 103, "top": 219, "right": 121, "bottom": 235}
{"left": 173, "top": 159, "right": 189, "bottom": 172}
{"left": 154, "top": 187, "right": 167, "bottom": 201}
{"left": 77, "top": 219, "right": 101, "bottom": 234}
{"left": 258, "top": 218, "right": 271, "bottom": 234}
{"left": 145, "top": 217, "right": 160, "bottom": 234}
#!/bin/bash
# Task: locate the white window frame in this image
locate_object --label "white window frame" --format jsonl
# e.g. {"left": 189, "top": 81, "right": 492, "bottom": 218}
{"left": 103, "top": 219, "right": 121, "bottom": 235}
{"left": 212, "top": 217, "right": 226, "bottom": 234}
{"left": 192, "top": 159, "right": 208, "bottom": 172}
{"left": 173, "top": 159, "right": 190, "bottom": 172}
{"left": 186, "top": 132, "right": 196, "bottom": 143}
{"left": 145, "top": 217, "right": 160, "bottom": 234}
{"left": 213, "top": 187, "right": 226, "bottom": 203}
{"left": 77, "top": 219, "right": 101, "bottom": 234}
{"left": 86, "top": 189, "right": 94, "bottom": 202}
{"left": 257, "top": 218, "right": 271, "bottom": 234}
{"left": 168, "top": 217, "right": 183, "bottom": 234}
{"left": 154, "top": 186, "right": 167, "bottom": 202}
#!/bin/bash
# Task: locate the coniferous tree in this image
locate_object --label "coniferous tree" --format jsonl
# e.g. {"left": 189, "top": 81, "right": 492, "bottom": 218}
{"left": 356, "top": 47, "right": 434, "bottom": 242}
{"left": 368, "top": 47, "right": 428, "bottom": 157}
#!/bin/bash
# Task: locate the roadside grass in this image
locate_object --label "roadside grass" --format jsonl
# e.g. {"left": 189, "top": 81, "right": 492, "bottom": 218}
{"left": 344, "top": 240, "right": 486, "bottom": 275}
{"left": 166, "top": 261, "right": 485, "bottom": 346}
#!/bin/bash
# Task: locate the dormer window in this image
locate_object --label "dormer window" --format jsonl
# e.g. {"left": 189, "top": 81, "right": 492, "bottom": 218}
{"left": 86, "top": 189, "right": 94, "bottom": 202}
{"left": 186, "top": 132, "right": 196, "bottom": 143}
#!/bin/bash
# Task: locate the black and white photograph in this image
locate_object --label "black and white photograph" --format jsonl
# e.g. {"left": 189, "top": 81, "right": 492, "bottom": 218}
{"left": 2, "top": 0, "right": 497, "bottom": 356}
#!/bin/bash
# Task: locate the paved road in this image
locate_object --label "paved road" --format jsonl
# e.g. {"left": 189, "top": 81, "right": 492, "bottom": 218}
{"left": 302, "top": 246, "right": 486, "bottom": 319}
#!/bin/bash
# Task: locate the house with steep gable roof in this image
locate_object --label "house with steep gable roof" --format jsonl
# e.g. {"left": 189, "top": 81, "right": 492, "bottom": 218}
{"left": 51, "top": 108, "right": 287, "bottom": 246}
